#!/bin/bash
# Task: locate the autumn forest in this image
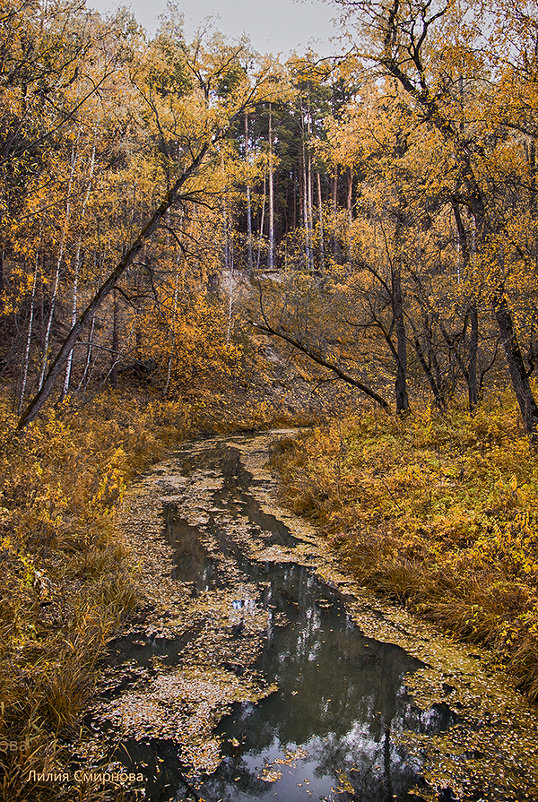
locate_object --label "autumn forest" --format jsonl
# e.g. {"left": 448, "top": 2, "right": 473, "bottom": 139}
{"left": 2, "top": 0, "right": 538, "bottom": 799}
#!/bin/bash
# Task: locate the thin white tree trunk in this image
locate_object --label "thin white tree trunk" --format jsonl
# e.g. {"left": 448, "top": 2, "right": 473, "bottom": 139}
{"left": 18, "top": 235, "right": 41, "bottom": 413}
{"left": 302, "top": 154, "right": 312, "bottom": 270}
{"left": 317, "top": 171, "right": 325, "bottom": 272}
{"left": 331, "top": 169, "right": 338, "bottom": 259}
{"left": 301, "top": 108, "right": 313, "bottom": 272}
{"left": 307, "top": 152, "right": 314, "bottom": 269}
{"left": 77, "top": 247, "right": 101, "bottom": 396}
{"left": 38, "top": 136, "right": 78, "bottom": 391}
{"left": 256, "top": 171, "right": 267, "bottom": 271}
{"left": 63, "top": 138, "right": 96, "bottom": 397}
{"left": 78, "top": 314, "right": 96, "bottom": 395}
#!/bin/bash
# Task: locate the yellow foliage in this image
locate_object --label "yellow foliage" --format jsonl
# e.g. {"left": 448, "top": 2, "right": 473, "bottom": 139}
{"left": 274, "top": 397, "right": 538, "bottom": 700}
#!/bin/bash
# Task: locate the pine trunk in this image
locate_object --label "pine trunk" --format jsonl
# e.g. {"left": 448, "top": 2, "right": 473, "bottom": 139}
{"left": 244, "top": 111, "right": 253, "bottom": 273}
{"left": 267, "top": 104, "right": 274, "bottom": 271}
{"left": 317, "top": 171, "right": 325, "bottom": 273}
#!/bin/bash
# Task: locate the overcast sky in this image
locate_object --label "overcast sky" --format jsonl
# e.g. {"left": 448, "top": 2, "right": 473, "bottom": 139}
{"left": 88, "top": 0, "right": 341, "bottom": 56}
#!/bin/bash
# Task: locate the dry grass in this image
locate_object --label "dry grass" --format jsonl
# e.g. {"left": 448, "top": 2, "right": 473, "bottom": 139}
{"left": 273, "top": 396, "right": 538, "bottom": 701}
{"left": 0, "top": 391, "right": 194, "bottom": 801}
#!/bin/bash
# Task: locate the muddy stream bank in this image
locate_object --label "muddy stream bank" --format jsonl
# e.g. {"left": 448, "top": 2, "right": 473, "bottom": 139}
{"left": 85, "top": 431, "right": 538, "bottom": 801}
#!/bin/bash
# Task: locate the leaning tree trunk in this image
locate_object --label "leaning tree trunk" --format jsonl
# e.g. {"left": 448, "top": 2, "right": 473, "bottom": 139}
{"left": 17, "top": 141, "right": 209, "bottom": 430}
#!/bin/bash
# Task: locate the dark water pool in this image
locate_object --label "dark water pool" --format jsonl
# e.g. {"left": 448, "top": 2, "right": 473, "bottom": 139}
{"left": 196, "top": 560, "right": 452, "bottom": 802}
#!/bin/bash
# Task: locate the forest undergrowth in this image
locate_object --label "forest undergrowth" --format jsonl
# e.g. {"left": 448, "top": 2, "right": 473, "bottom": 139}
{"left": 0, "top": 387, "right": 300, "bottom": 802}
{"left": 273, "top": 393, "right": 538, "bottom": 704}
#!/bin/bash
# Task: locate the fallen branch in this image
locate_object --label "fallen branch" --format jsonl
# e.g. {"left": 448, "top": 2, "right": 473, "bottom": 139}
{"left": 251, "top": 321, "right": 392, "bottom": 413}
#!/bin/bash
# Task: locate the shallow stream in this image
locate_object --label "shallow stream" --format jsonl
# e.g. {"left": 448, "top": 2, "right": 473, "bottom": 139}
{"left": 92, "top": 431, "right": 538, "bottom": 802}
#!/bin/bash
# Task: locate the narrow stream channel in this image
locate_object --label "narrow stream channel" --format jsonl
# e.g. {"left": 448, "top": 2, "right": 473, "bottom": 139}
{"left": 102, "top": 435, "right": 455, "bottom": 802}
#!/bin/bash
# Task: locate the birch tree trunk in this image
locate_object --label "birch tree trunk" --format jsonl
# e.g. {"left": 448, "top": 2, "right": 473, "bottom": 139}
{"left": 62, "top": 138, "right": 96, "bottom": 398}
{"left": 38, "top": 136, "right": 78, "bottom": 391}
{"left": 18, "top": 140, "right": 210, "bottom": 429}
{"left": 18, "top": 243, "right": 40, "bottom": 414}
{"left": 77, "top": 314, "right": 96, "bottom": 396}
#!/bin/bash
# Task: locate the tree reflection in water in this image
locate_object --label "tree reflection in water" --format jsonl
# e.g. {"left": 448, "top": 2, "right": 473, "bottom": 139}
{"left": 197, "top": 561, "right": 453, "bottom": 802}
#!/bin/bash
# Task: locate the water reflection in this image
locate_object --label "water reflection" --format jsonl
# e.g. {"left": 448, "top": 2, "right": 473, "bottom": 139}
{"left": 197, "top": 561, "right": 451, "bottom": 802}
{"left": 213, "top": 445, "right": 298, "bottom": 548}
{"left": 106, "top": 631, "right": 194, "bottom": 671}
{"left": 164, "top": 503, "right": 219, "bottom": 590}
